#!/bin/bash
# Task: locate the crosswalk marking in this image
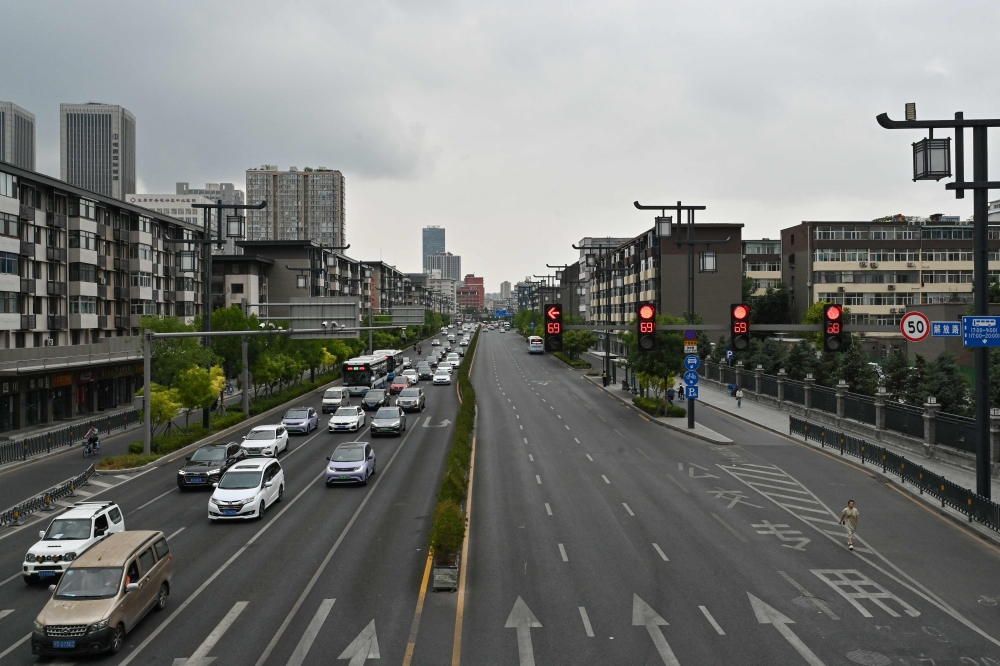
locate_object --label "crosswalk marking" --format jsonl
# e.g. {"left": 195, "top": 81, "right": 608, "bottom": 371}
{"left": 87, "top": 479, "right": 113, "bottom": 488}
{"left": 0, "top": 610, "right": 12, "bottom": 622}
{"left": 286, "top": 599, "right": 335, "bottom": 666}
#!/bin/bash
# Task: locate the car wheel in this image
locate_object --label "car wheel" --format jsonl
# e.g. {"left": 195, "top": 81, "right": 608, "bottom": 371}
{"left": 154, "top": 583, "right": 168, "bottom": 612}
{"left": 23, "top": 575, "right": 33, "bottom": 585}
{"left": 361, "top": 471, "right": 368, "bottom": 486}
{"left": 372, "top": 460, "right": 377, "bottom": 476}
{"left": 277, "top": 484, "right": 284, "bottom": 502}
{"left": 258, "top": 501, "right": 266, "bottom": 520}
{"left": 109, "top": 623, "right": 125, "bottom": 654}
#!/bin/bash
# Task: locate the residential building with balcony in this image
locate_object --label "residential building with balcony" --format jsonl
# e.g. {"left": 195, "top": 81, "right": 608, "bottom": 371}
{"left": 743, "top": 238, "right": 782, "bottom": 295}
{"left": 456, "top": 273, "right": 484, "bottom": 310}
{"left": 364, "top": 261, "right": 406, "bottom": 313}
{"left": 424, "top": 251, "right": 461, "bottom": 281}
{"left": 245, "top": 165, "right": 345, "bottom": 248}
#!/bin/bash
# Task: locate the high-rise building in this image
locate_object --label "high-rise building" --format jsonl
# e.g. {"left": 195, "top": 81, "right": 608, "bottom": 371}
{"left": 0, "top": 102, "right": 35, "bottom": 171}
{"left": 422, "top": 226, "right": 445, "bottom": 270}
{"left": 500, "top": 280, "right": 511, "bottom": 300}
{"left": 425, "top": 252, "right": 461, "bottom": 281}
{"left": 60, "top": 103, "right": 136, "bottom": 200}
{"left": 176, "top": 182, "right": 245, "bottom": 207}
{"left": 245, "top": 166, "right": 346, "bottom": 248}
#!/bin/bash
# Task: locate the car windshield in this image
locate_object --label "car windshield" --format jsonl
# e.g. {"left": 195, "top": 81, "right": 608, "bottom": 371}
{"left": 55, "top": 567, "right": 123, "bottom": 599}
{"left": 191, "top": 447, "right": 226, "bottom": 462}
{"left": 435, "top": 371, "right": 448, "bottom": 376}
{"left": 43, "top": 519, "right": 92, "bottom": 540}
{"left": 246, "top": 429, "right": 277, "bottom": 441}
{"left": 393, "top": 378, "right": 408, "bottom": 384}
{"left": 400, "top": 388, "right": 420, "bottom": 397}
{"left": 334, "top": 407, "right": 358, "bottom": 416}
{"left": 285, "top": 409, "right": 309, "bottom": 419}
{"left": 365, "top": 391, "right": 385, "bottom": 400}
{"left": 218, "top": 471, "right": 262, "bottom": 489}
{"left": 324, "top": 389, "right": 341, "bottom": 398}
{"left": 332, "top": 447, "right": 365, "bottom": 462}
{"left": 375, "top": 408, "right": 399, "bottom": 419}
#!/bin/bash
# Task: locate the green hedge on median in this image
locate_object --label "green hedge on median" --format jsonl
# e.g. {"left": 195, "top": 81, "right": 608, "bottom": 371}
{"left": 633, "top": 396, "right": 686, "bottom": 418}
{"left": 428, "top": 328, "right": 480, "bottom": 560}
{"left": 552, "top": 351, "right": 591, "bottom": 369}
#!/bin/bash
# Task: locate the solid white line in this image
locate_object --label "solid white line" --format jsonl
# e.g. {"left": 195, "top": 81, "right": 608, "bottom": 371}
{"left": 0, "top": 610, "right": 12, "bottom": 621}
{"left": 586, "top": 454, "right": 593, "bottom": 461}
{"left": 558, "top": 544, "right": 568, "bottom": 561}
{"left": 528, "top": 454, "right": 534, "bottom": 462}
{"left": 578, "top": 607, "right": 595, "bottom": 637}
{"left": 545, "top": 503, "right": 552, "bottom": 516}
{"left": 285, "top": 598, "right": 335, "bottom": 666}
{"left": 130, "top": 487, "right": 177, "bottom": 514}
{"left": 166, "top": 526, "right": 186, "bottom": 540}
{"left": 574, "top": 438, "right": 580, "bottom": 443}
{"left": 652, "top": 543, "right": 669, "bottom": 561}
{"left": 699, "top": 606, "right": 725, "bottom": 635}
{"left": 88, "top": 479, "right": 113, "bottom": 488}
{"left": 601, "top": 475, "right": 610, "bottom": 484}
{"left": 536, "top": 475, "right": 541, "bottom": 485}
{"left": 0, "top": 572, "right": 22, "bottom": 587}
{"left": 565, "top": 425, "right": 569, "bottom": 430}
{"left": 622, "top": 503, "right": 635, "bottom": 516}
{"left": 187, "top": 601, "right": 248, "bottom": 663}
{"left": 0, "top": 633, "right": 29, "bottom": 660}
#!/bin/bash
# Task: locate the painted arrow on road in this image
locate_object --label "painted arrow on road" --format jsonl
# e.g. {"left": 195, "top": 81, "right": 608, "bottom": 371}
{"left": 505, "top": 597, "right": 542, "bottom": 666}
{"left": 173, "top": 601, "right": 247, "bottom": 666}
{"left": 632, "top": 594, "right": 681, "bottom": 666}
{"left": 747, "top": 592, "right": 826, "bottom": 666}
{"left": 338, "top": 620, "right": 380, "bottom": 666}
{"left": 422, "top": 418, "right": 452, "bottom": 428}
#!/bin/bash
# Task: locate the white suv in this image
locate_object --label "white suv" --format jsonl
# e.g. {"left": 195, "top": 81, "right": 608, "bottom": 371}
{"left": 23, "top": 501, "right": 125, "bottom": 584}
{"left": 209, "top": 459, "right": 284, "bottom": 521}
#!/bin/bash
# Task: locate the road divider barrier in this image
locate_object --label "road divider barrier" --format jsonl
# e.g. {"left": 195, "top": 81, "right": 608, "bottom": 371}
{"left": 790, "top": 415, "right": 1000, "bottom": 532}
{"left": 1, "top": 462, "right": 97, "bottom": 527}
{"left": 0, "top": 409, "right": 140, "bottom": 466}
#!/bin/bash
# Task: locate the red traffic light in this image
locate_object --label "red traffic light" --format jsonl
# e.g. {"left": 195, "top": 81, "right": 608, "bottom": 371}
{"left": 638, "top": 304, "right": 655, "bottom": 320}
{"left": 732, "top": 304, "right": 749, "bottom": 320}
{"left": 546, "top": 305, "right": 562, "bottom": 320}
{"left": 825, "top": 304, "right": 842, "bottom": 320}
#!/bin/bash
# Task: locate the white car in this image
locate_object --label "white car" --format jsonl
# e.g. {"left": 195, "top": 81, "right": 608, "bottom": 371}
{"left": 432, "top": 339, "right": 441, "bottom": 346}
{"left": 322, "top": 387, "right": 351, "bottom": 413}
{"left": 401, "top": 368, "right": 418, "bottom": 385}
{"left": 209, "top": 459, "right": 284, "bottom": 521}
{"left": 241, "top": 425, "right": 289, "bottom": 457}
{"left": 433, "top": 369, "right": 452, "bottom": 385}
{"left": 438, "top": 361, "right": 454, "bottom": 375}
{"left": 328, "top": 406, "right": 367, "bottom": 432}
{"left": 446, "top": 353, "right": 460, "bottom": 365}
{"left": 23, "top": 501, "right": 125, "bottom": 583}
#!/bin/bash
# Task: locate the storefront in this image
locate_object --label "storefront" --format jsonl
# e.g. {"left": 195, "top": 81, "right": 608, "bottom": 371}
{"left": 75, "top": 372, "right": 94, "bottom": 415}
{"left": 0, "top": 380, "right": 18, "bottom": 433}
{"left": 51, "top": 374, "right": 73, "bottom": 422}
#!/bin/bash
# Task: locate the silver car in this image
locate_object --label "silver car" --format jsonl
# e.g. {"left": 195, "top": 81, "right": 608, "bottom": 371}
{"left": 371, "top": 406, "right": 406, "bottom": 436}
{"left": 326, "top": 442, "right": 376, "bottom": 486}
{"left": 396, "top": 387, "right": 425, "bottom": 412}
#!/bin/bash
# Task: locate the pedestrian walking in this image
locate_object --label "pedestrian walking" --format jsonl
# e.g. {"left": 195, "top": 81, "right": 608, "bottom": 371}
{"left": 677, "top": 383, "right": 685, "bottom": 402}
{"left": 839, "top": 499, "right": 859, "bottom": 551}
{"left": 736, "top": 387, "right": 744, "bottom": 408}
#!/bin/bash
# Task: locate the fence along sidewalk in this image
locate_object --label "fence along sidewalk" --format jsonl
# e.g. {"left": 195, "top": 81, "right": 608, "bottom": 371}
{"left": 0, "top": 410, "right": 140, "bottom": 466}
{"left": 790, "top": 416, "right": 1000, "bottom": 533}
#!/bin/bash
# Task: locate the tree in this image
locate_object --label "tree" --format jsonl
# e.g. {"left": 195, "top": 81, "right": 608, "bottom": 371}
{"left": 927, "top": 351, "right": 969, "bottom": 415}
{"left": 210, "top": 305, "right": 257, "bottom": 378}
{"left": 784, "top": 340, "right": 817, "bottom": 381}
{"left": 697, "top": 332, "right": 712, "bottom": 360}
{"left": 903, "top": 354, "right": 930, "bottom": 406}
{"left": 563, "top": 329, "right": 597, "bottom": 360}
{"left": 882, "top": 348, "right": 910, "bottom": 399}
{"left": 136, "top": 383, "right": 181, "bottom": 436}
{"left": 813, "top": 350, "right": 842, "bottom": 388}
{"left": 141, "top": 315, "right": 215, "bottom": 386}
{"left": 174, "top": 365, "right": 225, "bottom": 429}
{"left": 621, "top": 313, "right": 686, "bottom": 407}
{"left": 709, "top": 336, "right": 727, "bottom": 363}
{"left": 749, "top": 283, "right": 791, "bottom": 325}
{"left": 746, "top": 337, "right": 786, "bottom": 375}
{"left": 838, "top": 338, "right": 878, "bottom": 396}
{"left": 741, "top": 276, "right": 757, "bottom": 303}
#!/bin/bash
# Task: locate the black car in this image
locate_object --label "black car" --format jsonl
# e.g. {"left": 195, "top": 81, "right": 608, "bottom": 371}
{"left": 417, "top": 364, "right": 433, "bottom": 380}
{"left": 361, "top": 389, "right": 391, "bottom": 410}
{"left": 177, "top": 441, "right": 246, "bottom": 489}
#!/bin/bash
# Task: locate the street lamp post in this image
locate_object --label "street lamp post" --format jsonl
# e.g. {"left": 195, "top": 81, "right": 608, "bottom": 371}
{"left": 877, "top": 105, "right": 997, "bottom": 499}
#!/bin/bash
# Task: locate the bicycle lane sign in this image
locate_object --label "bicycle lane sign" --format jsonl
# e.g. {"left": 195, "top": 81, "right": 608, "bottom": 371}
{"left": 962, "top": 316, "right": 1000, "bottom": 347}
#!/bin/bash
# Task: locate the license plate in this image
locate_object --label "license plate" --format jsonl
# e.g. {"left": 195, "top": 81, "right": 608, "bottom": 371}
{"left": 222, "top": 510, "right": 238, "bottom": 516}
{"left": 53, "top": 640, "right": 75, "bottom": 649}
{"left": 338, "top": 475, "right": 352, "bottom": 480}
{"left": 189, "top": 478, "right": 204, "bottom": 483}
{"left": 38, "top": 570, "right": 56, "bottom": 577}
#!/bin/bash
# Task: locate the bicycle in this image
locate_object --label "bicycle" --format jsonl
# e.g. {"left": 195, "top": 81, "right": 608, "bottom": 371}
{"left": 83, "top": 436, "right": 101, "bottom": 458}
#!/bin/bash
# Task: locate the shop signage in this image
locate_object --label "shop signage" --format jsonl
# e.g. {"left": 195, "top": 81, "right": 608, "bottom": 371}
{"left": 53, "top": 374, "right": 73, "bottom": 387}
{"left": 77, "top": 372, "right": 93, "bottom": 383}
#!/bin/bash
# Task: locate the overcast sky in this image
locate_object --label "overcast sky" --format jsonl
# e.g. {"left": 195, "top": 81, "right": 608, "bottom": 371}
{"left": 4, "top": 0, "right": 1000, "bottom": 292}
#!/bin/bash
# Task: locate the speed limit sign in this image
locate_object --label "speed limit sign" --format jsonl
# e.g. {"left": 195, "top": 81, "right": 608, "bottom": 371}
{"left": 900, "top": 311, "right": 930, "bottom": 342}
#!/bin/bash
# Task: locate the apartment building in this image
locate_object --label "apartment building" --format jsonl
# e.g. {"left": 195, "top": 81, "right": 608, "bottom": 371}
{"left": 364, "top": 261, "right": 406, "bottom": 312}
{"left": 456, "top": 274, "right": 484, "bottom": 310}
{"left": 743, "top": 238, "right": 781, "bottom": 296}
{"left": 781, "top": 216, "right": 999, "bottom": 327}
{"left": 425, "top": 251, "right": 461, "bottom": 281}
{"left": 245, "top": 166, "right": 346, "bottom": 248}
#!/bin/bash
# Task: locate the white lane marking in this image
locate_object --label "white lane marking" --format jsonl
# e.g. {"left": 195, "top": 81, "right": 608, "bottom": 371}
{"left": 114, "top": 474, "right": 131, "bottom": 480}
{"left": 516, "top": 415, "right": 519, "bottom": 419}
{"left": 513, "top": 406, "right": 516, "bottom": 410}
{"left": 677, "top": 463, "right": 683, "bottom": 471}
{"left": 557, "top": 415, "right": 562, "bottom": 419}
{"left": 131, "top": 487, "right": 177, "bottom": 514}
{"left": 777, "top": 571, "right": 839, "bottom": 620}
{"left": 565, "top": 425, "right": 570, "bottom": 430}
{"left": 545, "top": 503, "right": 552, "bottom": 516}
{"left": 747, "top": 593, "right": 826, "bottom": 666}
{"left": 578, "top": 607, "right": 595, "bottom": 637}
{"left": 622, "top": 503, "right": 635, "bottom": 516}
{"left": 88, "top": 479, "right": 113, "bottom": 488}
{"left": 508, "top": 398, "right": 511, "bottom": 402}
{"left": 167, "top": 527, "right": 186, "bottom": 540}
{"left": 573, "top": 438, "right": 580, "bottom": 443}
{"left": 174, "top": 600, "right": 248, "bottom": 666}
{"left": 652, "top": 543, "right": 669, "bottom": 561}
{"left": 528, "top": 454, "right": 534, "bottom": 462}
{"left": 520, "top": 425, "right": 523, "bottom": 430}
{"left": 586, "top": 454, "right": 593, "bottom": 461}
{"left": 0, "top": 610, "right": 12, "bottom": 621}
{"left": 699, "top": 606, "right": 725, "bottom": 635}
{"left": 535, "top": 475, "right": 541, "bottom": 484}
{"left": 0, "top": 572, "right": 22, "bottom": 587}
{"left": 558, "top": 544, "right": 568, "bottom": 562}
{"left": 524, "top": 438, "right": 528, "bottom": 444}
{"left": 0, "top": 634, "right": 30, "bottom": 661}
{"left": 73, "top": 489, "right": 93, "bottom": 497}
{"left": 812, "top": 570, "right": 920, "bottom": 618}
{"left": 285, "top": 598, "right": 335, "bottom": 666}
{"left": 601, "top": 475, "right": 610, "bottom": 484}
{"left": 337, "top": 619, "right": 380, "bottom": 664}
{"left": 549, "top": 406, "right": 554, "bottom": 410}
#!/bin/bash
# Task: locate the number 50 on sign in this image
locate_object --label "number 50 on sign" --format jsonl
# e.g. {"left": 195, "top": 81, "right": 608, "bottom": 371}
{"left": 900, "top": 311, "right": 930, "bottom": 342}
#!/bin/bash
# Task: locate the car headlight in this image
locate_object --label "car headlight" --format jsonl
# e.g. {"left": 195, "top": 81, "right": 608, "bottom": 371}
{"left": 88, "top": 619, "right": 109, "bottom": 633}
{"left": 178, "top": 470, "right": 185, "bottom": 476}
{"left": 64, "top": 552, "right": 76, "bottom": 561}
{"left": 355, "top": 465, "right": 366, "bottom": 471}
{"left": 208, "top": 468, "right": 221, "bottom": 475}
{"left": 34, "top": 621, "right": 44, "bottom": 633}
{"left": 209, "top": 497, "right": 219, "bottom": 505}
{"left": 25, "top": 552, "right": 36, "bottom": 562}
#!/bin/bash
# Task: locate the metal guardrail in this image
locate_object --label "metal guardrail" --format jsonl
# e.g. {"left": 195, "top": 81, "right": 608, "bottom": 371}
{"left": 790, "top": 416, "right": 1000, "bottom": 532}
{"left": 0, "top": 463, "right": 97, "bottom": 528}
{"left": 0, "top": 410, "right": 140, "bottom": 466}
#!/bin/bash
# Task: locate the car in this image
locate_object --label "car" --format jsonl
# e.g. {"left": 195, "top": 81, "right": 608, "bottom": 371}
{"left": 241, "top": 425, "right": 289, "bottom": 457}
{"left": 447, "top": 334, "right": 456, "bottom": 343}
{"left": 432, "top": 339, "right": 441, "bottom": 346}
{"left": 208, "top": 459, "right": 284, "bottom": 521}
{"left": 438, "top": 361, "right": 454, "bottom": 375}
{"left": 427, "top": 355, "right": 439, "bottom": 368}
{"left": 371, "top": 406, "right": 406, "bottom": 436}
{"left": 326, "top": 442, "right": 376, "bottom": 486}
{"left": 32, "top": 531, "right": 172, "bottom": 657}
{"left": 397, "top": 387, "right": 425, "bottom": 412}
{"left": 500, "top": 328, "right": 506, "bottom": 333}
{"left": 417, "top": 363, "right": 433, "bottom": 380}
{"left": 390, "top": 377, "right": 410, "bottom": 394}
{"left": 322, "top": 387, "right": 351, "bottom": 413}
{"left": 401, "top": 368, "right": 418, "bottom": 384}
{"left": 401, "top": 356, "right": 412, "bottom": 369}
{"left": 433, "top": 369, "right": 452, "bottom": 385}
{"left": 177, "top": 442, "right": 246, "bottom": 489}
{"left": 361, "top": 389, "right": 390, "bottom": 410}
{"left": 282, "top": 407, "right": 319, "bottom": 434}
{"left": 23, "top": 502, "right": 125, "bottom": 584}
{"left": 460, "top": 338, "right": 469, "bottom": 347}
{"left": 446, "top": 353, "right": 460, "bottom": 365}
{"left": 328, "top": 406, "right": 366, "bottom": 432}
{"left": 457, "top": 347, "right": 466, "bottom": 357}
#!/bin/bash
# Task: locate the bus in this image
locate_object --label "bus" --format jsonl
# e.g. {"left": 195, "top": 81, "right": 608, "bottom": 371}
{"left": 371, "top": 349, "right": 404, "bottom": 379}
{"left": 342, "top": 356, "right": 389, "bottom": 396}
{"left": 527, "top": 336, "right": 544, "bottom": 354}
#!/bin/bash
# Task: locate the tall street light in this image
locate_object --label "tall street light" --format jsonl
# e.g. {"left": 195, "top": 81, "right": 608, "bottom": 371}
{"left": 877, "top": 104, "right": 996, "bottom": 499}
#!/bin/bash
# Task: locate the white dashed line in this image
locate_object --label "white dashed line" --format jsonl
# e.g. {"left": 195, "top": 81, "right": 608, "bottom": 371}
{"left": 574, "top": 438, "right": 580, "bottom": 443}
{"left": 528, "top": 454, "right": 534, "bottom": 462}
{"left": 622, "top": 503, "right": 635, "bottom": 516}
{"left": 536, "top": 475, "right": 542, "bottom": 484}
{"left": 558, "top": 544, "right": 569, "bottom": 561}
{"left": 601, "top": 475, "right": 610, "bottom": 484}
{"left": 586, "top": 454, "right": 593, "bottom": 461}
{"left": 652, "top": 543, "right": 669, "bottom": 561}
{"left": 579, "top": 607, "right": 595, "bottom": 637}
{"left": 699, "top": 606, "right": 726, "bottom": 635}
{"left": 545, "top": 503, "right": 552, "bottom": 515}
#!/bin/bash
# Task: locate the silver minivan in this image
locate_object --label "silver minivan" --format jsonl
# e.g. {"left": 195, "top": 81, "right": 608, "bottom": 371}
{"left": 322, "top": 387, "right": 350, "bottom": 413}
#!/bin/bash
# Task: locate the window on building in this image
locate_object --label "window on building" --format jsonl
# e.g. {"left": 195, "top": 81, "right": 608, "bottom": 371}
{"left": 296, "top": 275, "right": 307, "bottom": 289}
{"left": 0, "top": 292, "right": 18, "bottom": 313}
{"left": 129, "top": 243, "right": 153, "bottom": 261}
{"left": 177, "top": 277, "right": 195, "bottom": 292}
{"left": 131, "top": 216, "right": 152, "bottom": 233}
{"left": 0, "top": 173, "right": 17, "bottom": 199}
{"left": 130, "top": 300, "right": 156, "bottom": 315}
{"left": 70, "top": 296, "right": 97, "bottom": 314}
{"left": 130, "top": 271, "right": 152, "bottom": 288}
{"left": 69, "top": 198, "right": 96, "bottom": 220}
{"left": 0, "top": 213, "right": 18, "bottom": 238}
{"left": 231, "top": 282, "right": 244, "bottom": 294}
{"left": 68, "top": 230, "right": 98, "bottom": 250}
{"left": 182, "top": 301, "right": 195, "bottom": 316}
{"left": 69, "top": 263, "right": 98, "bottom": 283}
{"left": 0, "top": 252, "right": 17, "bottom": 275}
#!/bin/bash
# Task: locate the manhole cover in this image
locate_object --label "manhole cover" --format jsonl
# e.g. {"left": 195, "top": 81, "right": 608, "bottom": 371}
{"left": 846, "top": 649, "right": 890, "bottom": 666}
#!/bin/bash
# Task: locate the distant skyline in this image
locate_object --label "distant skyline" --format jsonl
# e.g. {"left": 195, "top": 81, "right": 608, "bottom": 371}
{"left": 3, "top": 1, "right": 999, "bottom": 291}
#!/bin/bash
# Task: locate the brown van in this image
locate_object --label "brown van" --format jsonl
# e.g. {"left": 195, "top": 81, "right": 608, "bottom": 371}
{"left": 32, "top": 530, "right": 172, "bottom": 657}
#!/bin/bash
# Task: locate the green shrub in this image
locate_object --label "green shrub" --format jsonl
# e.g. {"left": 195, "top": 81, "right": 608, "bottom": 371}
{"left": 96, "top": 453, "right": 160, "bottom": 470}
{"left": 666, "top": 404, "right": 687, "bottom": 417}
{"left": 553, "top": 351, "right": 591, "bottom": 369}
{"left": 429, "top": 499, "right": 466, "bottom": 557}
{"left": 632, "top": 396, "right": 686, "bottom": 418}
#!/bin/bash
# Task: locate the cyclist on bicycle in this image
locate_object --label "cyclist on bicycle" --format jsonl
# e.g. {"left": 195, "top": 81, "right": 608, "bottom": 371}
{"left": 85, "top": 426, "right": 100, "bottom": 451}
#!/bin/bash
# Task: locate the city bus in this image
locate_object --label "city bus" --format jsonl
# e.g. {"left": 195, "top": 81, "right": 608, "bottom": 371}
{"left": 527, "top": 336, "right": 544, "bottom": 354}
{"left": 342, "top": 356, "right": 389, "bottom": 396}
{"left": 371, "top": 349, "right": 404, "bottom": 379}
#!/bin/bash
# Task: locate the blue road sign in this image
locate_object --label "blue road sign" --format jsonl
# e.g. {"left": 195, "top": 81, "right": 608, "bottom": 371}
{"left": 495, "top": 309, "right": 508, "bottom": 317}
{"left": 686, "top": 386, "right": 699, "bottom": 399}
{"left": 683, "top": 371, "right": 700, "bottom": 386}
{"left": 684, "top": 354, "right": 701, "bottom": 371}
{"left": 530, "top": 321, "right": 535, "bottom": 331}
{"left": 683, "top": 329, "right": 698, "bottom": 341}
{"left": 726, "top": 350, "right": 734, "bottom": 360}
{"left": 963, "top": 316, "right": 1000, "bottom": 347}
{"left": 931, "top": 321, "right": 961, "bottom": 337}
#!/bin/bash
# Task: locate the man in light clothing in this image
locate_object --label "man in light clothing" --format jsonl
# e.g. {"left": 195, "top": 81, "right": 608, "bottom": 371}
{"left": 839, "top": 499, "right": 859, "bottom": 551}
{"left": 736, "top": 387, "right": 744, "bottom": 408}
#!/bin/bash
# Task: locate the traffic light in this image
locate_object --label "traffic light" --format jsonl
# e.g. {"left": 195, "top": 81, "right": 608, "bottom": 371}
{"left": 730, "top": 303, "right": 751, "bottom": 352}
{"left": 544, "top": 303, "right": 563, "bottom": 352}
{"left": 636, "top": 303, "right": 657, "bottom": 352}
{"left": 822, "top": 303, "right": 845, "bottom": 352}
